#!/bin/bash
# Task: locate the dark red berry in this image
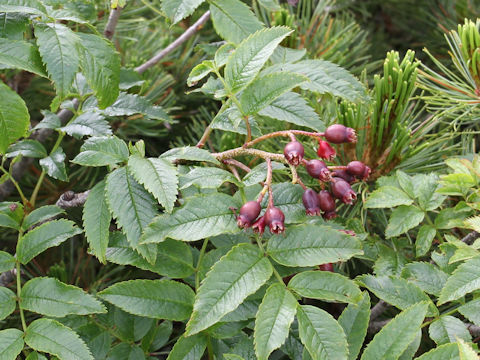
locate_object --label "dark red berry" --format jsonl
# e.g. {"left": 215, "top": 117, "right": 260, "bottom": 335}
{"left": 264, "top": 207, "right": 285, "bottom": 234}
{"left": 362, "top": 166, "right": 371, "bottom": 180}
{"left": 236, "top": 201, "right": 261, "bottom": 228}
{"left": 331, "top": 178, "right": 357, "bottom": 205}
{"left": 323, "top": 210, "right": 337, "bottom": 220}
{"left": 302, "top": 188, "right": 321, "bottom": 216}
{"left": 346, "top": 161, "right": 366, "bottom": 177}
{"left": 318, "top": 190, "right": 335, "bottom": 212}
{"left": 319, "top": 263, "right": 334, "bottom": 272}
{"left": 333, "top": 169, "right": 355, "bottom": 184}
{"left": 324, "top": 124, "right": 357, "bottom": 144}
{"left": 305, "top": 160, "right": 331, "bottom": 181}
{"left": 252, "top": 215, "right": 266, "bottom": 235}
{"left": 283, "top": 141, "right": 304, "bottom": 166}
{"left": 317, "top": 140, "right": 336, "bottom": 161}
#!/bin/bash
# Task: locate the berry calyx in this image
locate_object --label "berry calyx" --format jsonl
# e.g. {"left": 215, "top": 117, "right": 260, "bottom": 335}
{"left": 236, "top": 201, "right": 261, "bottom": 228}
{"left": 283, "top": 141, "right": 304, "bottom": 166}
{"left": 333, "top": 169, "right": 355, "bottom": 184}
{"left": 252, "top": 215, "right": 266, "bottom": 235}
{"left": 346, "top": 161, "right": 370, "bottom": 180}
{"left": 302, "top": 188, "right": 321, "bottom": 216}
{"left": 324, "top": 124, "right": 357, "bottom": 144}
{"left": 323, "top": 210, "right": 337, "bottom": 220}
{"left": 318, "top": 190, "right": 335, "bottom": 212}
{"left": 264, "top": 206, "right": 285, "bottom": 234}
{"left": 319, "top": 263, "right": 334, "bottom": 272}
{"left": 305, "top": 160, "right": 331, "bottom": 181}
{"left": 331, "top": 178, "right": 357, "bottom": 205}
{"left": 317, "top": 140, "right": 336, "bottom": 161}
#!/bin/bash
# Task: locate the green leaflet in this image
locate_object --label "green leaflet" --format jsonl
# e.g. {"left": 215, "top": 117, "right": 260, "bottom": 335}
{"left": 0, "top": 38, "right": 46, "bottom": 76}
{"left": 83, "top": 180, "right": 111, "bottom": 263}
{"left": 77, "top": 32, "right": 120, "bottom": 109}
{"left": 428, "top": 316, "right": 471, "bottom": 345}
{"left": 360, "top": 302, "right": 429, "bottom": 360}
{"left": 34, "top": 23, "right": 80, "bottom": 97}
{"left": 0, "top": 287, "right": 16, "bottom": 320}
{"left": 141, "top": 193, "right": 240, "bottom": 243}
{"left": 98, "top": 279, "right": 195, "bottom": 321}
{"left": 254, "top": 283, "right": 297, "bottom": 360}
{"left": 25, "top": 319, "right": 93, "bottom": 360}
{"left": 338, "top": 292, "right": 371, "bottom": 360}
{"left": 224, "top": 27, "right": 292, "bottom": 93}
{"left": 39, "top": 147, "right": 68, "bottom": 181}
{"left": 106, "top": 233, "right": 194, "bottom": 278}
{"left": 415, "top": 343, "right": 460, "bottom": 360}
{"left": 166, "top": 334, "right": 207, "bottom": 360}
{"left": 0, "top": 329, "right": 24, "bottom": 360}
{"left": 288, "top": 270, "right": 363, "bottom": 304}
{"left": 357, "top": 275, "right": 438, "bottom": 316}
{"left": 20, "top": 277, "right": 106, "bottom": 317}
{"left": 209, "top": 0, "right": 263, "bottom": 44}
{"left": 297, "top": 305, "right": 349, "bottom": 360}
{"left": 239, "top": 72, "right": 307, "bottom": 114}
{"left": 23, "top": 205, "right": 64, "bottom": 230}
{"left": 72, "top": 136, "right": 129, "bottom": 167}
{"left": 185, "top": 243, "right": 273, "bottom": 335}
{"left": 128, "top": 155, "right": 179, "bottom": 213}
{"left": 0, "top": 82, "right": 30, "bottom": 154}
{"left": 258, "top": 92, "right": 324, "bottom": 131}
{"left": 438, "top": 256, "right": 480, "bottom": 305}
{"left": 364, "top": 186, "right": 413, "bottom": 208}
{"left": 0, "top": 0, "right": 47, "bottom": 16}
{"left": 267, "top": 224, "right": 363, "bottom": 267}
{"left": 106, "top": 167, "right": 158, "bottom": 263}
{"left": 16, "top": 219, "right": 83, "bottom": 264}
{"left": 385, "top": 205, "right": 425, "bottom": 238}
{"left": 161, "top": 0, "right": 205, "bottom": 24}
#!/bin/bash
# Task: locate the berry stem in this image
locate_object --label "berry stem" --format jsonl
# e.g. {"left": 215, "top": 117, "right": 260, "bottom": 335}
{"left": 328, "top": 165, "right": 348, "bottom": 170}
{"left": 243, "top": 116, "right": 252, "bottom": 143}
{"left": 212, "top": 148, "right": 285, "bottom": 162}
{"left": 243, "top": 130, "right": 325, "bottom": 148}
{"left": 222, "top": 159, "right": 251, "bottom": 173}
{"left": 289, "top": 165, "right": 307, "bottom": 190}
{"left": 265, "top": 158, "right": 274, "bottom": 208}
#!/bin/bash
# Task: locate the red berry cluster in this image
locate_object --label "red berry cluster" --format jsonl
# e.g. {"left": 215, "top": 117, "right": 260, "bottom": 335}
{"left": 236, "top": 200, "right": 285, "bottom": 235}
{"left": 234, "top": 124, "right": 369, "bottom": 234}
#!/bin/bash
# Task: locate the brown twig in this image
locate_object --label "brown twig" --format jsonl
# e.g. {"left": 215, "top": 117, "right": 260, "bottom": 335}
{"left": 104, "top": 6, "right": 123, "bottom": 40}
{"left": 56, "top": 190, "right": 91, "bottom": 209}
{"left": 222, "top": 159, "right": 251, "bottom": 173}
{"left": 212, "top": 147, "right": 285, "bottom": 162}
{"left": 243, "top": 130, "right": 325, "bottom": 148}
{"left": 135, "top": 11, "right": 211, "bottom": 74}
{"left": 461, "top": 231, "right": 480, "bottom": 245}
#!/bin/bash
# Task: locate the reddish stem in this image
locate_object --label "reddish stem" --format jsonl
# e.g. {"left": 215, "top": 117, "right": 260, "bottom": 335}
{"left": 243, "top": 130, "right": 325, "bottom": 148}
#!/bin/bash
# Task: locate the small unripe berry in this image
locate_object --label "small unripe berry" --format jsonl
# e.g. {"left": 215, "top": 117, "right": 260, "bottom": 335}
{"left": 333, "top": 169, "right": 355, "bottom": 184}
{"left": 319, "top": 263, "right": 334, "bottom": 272}
{"left": 323, "top": 210, "right": 337, "bottom": 220}
{"left": 264, "top": 207, "right": 285, "bottom": 234}
{"left": 305, "top": 160, "right": 331, "bottom": 181}
{"left": 331, "top": 178, "right": 357, "bottom": 205}
{"left": 236, "top": 201, "right": 261, "bottom": 228}
{"left": 324, "top": 124, "right": 357, "bottom": 144}
{"left": 317, "top": 140, "right": 336, "bottom": 161}
{"left": 302, "top": 188, "right": 321, "bottom": 216}
{"left": 252, "top": 215, "right": 266, "bottom": 235}
{"left": 8, "top": 203, "right": 18, "bottom": 212}
{"left": 318, "top": 190, "right": 335, "bottom": 212}
{"left": 284, "top": 141, "right": 304, "bottom": 166}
